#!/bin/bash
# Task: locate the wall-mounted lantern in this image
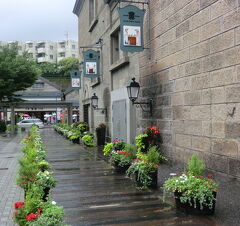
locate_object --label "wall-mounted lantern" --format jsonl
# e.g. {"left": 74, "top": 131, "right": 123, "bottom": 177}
{"left": 127, "top": 78, "right": 153, "bottom": 116}
{"left": 91, "top": 93, "right": 107, "bottom": 116}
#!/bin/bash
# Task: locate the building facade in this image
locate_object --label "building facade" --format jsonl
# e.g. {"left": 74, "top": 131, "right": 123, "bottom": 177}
{"left": 0, "top": 40, "right": 78, "bottom": 63}
{"left": 73, "top": 0, "right": 240, "bottom": 179}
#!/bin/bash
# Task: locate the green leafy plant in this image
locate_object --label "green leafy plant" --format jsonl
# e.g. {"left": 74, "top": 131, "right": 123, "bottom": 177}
{"left": 37, "top": 160, "right": 51, "bottom": 172}
{"left": 135, "top": 134, "right": 148, "bottom": 152}
{"left": 112, "top": 140, "right": 126, "bottom": 151}
{"left": 34, "top": 171, "right": 56, "bottom": 189}
{"left": 82, "top": 134, "right": 95, "bottom": 146}
{"left": 103, "top": 142, "right": 113, "bottom": 156}
{"left": 164, "top": 173, "right": 217, "bottom": 210}
{"left": 187, "top": 154, "right": 205, "bottom": 176}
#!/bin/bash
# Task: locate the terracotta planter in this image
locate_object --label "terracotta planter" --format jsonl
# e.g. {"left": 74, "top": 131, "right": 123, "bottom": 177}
{"left": 174, "top": 191, "right": 217, "bottom": 215}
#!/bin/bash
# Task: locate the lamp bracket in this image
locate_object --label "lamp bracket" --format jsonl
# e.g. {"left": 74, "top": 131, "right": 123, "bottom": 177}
{"left": 132, "top": 98, "right": 153, "bottom": 115}
{"left": 93, "top": 107, "right": 108, "bottom": 116}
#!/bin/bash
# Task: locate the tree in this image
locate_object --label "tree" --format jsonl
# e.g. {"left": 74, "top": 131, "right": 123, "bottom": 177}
{"left": 58, "top": 57, "right": 79, "bottom": 76}
{"left": 0, "top": 43, "right": 40, "bottom": 102}
{"left": 37, "top": 62, "right": 59, "bottom": 76}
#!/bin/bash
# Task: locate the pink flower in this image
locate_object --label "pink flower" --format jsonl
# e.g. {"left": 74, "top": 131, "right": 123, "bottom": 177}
{"left": 14, "top": 202, "right": 24, "bottom": 209}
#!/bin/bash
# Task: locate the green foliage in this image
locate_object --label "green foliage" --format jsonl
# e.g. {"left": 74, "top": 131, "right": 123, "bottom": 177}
{"left": 135, "top": 134, "right": 148, "bottom": 153}
{"left": 103, "top": 142, "right": 113, "bottom": 156}
{"left": 113, "top": 141, "right": 126, "bottom": 151}
{"left": 0, "top": 43, "right": 40, "bottom": 101}
{"left": 77, "top": 122, "right": 88, "bottom": 136}
{"left": 37, "top": 62, "right": 59, "bottom": 76}
{"left": 34, "top": 171, "right": 56, "bottom": 189}
{"left": 82, "top": 134, "right": 95, "bottom": 146}
{"left": 0, "top": 120, "right": 6, "bottom": 132}
{"left": 187, "top": 154, "right": 205, "bottom": 176}
{"left": 164, "top": 173, "right": 218, "bottom": 210}
{"left": 37, "top": 160, "right": 51, "bottom": 172}
{"left": 26, "top": 202, "right": 66, "bottom": 226}
{"left": 58, "top": 57, "right": 79, "bottom": 76}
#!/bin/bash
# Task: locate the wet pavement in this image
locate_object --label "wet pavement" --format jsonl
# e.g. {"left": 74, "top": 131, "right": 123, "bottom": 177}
{"left": 41, "top": 128, "right": 219, "bottom": 226}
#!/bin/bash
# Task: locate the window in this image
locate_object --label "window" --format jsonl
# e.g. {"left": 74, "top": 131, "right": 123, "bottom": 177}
{"left": 111, "top": 29, "right": 120, "bottom": 64}
{"left": 72, "top": 54, "right": 76, "bottom": 57}
{"left": 18, "top": 46, "right": 22, "bottom": 50}
{"left": 60, "top": 52, "right": 65, "bottom": 57}
{"left": 38, "top": 43, "right": 45, "bottom": 48}
{"left": 50, "top": 55, "right": 53, "bottom": 59}
{"left": 72, "top": 45, "right": 76, "bottom": 49}
{"left": 28, "top": 43, "right": 33, "bottom": 48}
{"left": 37, "top": 53, "right": 45, "bottom": 58}
{"left": 32, "top": 82, "right": 44, "bottom": 89}
{"left": 60, "top": 43, "right": 65, "bottom": 48}
{"left": 50, "top": 45, "right": 54, "bottom": 50}
{"left": 89, "top": 0, "right": 97, "bottom": 25}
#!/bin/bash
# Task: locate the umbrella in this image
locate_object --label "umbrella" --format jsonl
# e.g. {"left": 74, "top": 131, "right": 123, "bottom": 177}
{"left": 23, "top": 114, "right": 30, "bottom": 117}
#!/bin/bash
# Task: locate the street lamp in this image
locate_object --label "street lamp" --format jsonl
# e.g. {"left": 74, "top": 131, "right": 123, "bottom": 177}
{"left": 91, "top": 93, "right": 107, "bottom": 116}
{"left": 127, "top": 78, "right": 153, "bottom": 116}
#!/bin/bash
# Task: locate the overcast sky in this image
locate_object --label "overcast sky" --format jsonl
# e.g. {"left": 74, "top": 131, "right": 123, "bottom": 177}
{"left": 0, "top": 0, "right": 78, "bottom": 42}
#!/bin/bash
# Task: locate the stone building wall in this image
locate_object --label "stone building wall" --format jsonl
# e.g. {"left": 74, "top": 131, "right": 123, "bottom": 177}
{"left": 139, "top": 0, "right": 240, "bottom": 178}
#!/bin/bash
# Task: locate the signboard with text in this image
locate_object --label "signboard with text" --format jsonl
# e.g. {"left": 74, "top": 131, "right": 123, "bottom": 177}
{"left": 83, "top": 49, "right": 100, "bottom": 78}
{"left": 70, "top": 70, "right": 81, "bottom": 89}
{"left": 118, "top": 5, "right": 145, "bottom": 52}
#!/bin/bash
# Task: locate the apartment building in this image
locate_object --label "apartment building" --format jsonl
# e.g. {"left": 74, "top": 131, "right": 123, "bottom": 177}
{"left": 0, "top": 40, "right": 78, "bottom": 63}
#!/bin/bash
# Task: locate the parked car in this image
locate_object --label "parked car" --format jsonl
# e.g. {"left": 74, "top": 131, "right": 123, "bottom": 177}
{"left": 17, "top": 119, "right": 44, "bottom": 129}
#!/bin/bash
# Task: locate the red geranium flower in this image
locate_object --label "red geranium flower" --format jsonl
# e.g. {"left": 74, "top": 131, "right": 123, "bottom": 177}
{"left": 14, "top": 202, "right": 24, "bottom": 209}
{"left": 26, "top": 213, "right": 37, "bottom": 221}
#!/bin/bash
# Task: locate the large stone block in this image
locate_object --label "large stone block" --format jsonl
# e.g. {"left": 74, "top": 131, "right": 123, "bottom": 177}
{"left": 210, "top": 30, "right": 234, "bottom": 54}
{"left": 156, "top": 96, "right": 171, "bottom": 106}
{"left": 210, "top": 66, "right": 235, "bottom": 87}
{"left": 184, "top": 91, "right": 201, "bottom": 105}
{"left": 225, "top": 122, "right": 240, "bottom": 139}
{"left": 162, "top": 133, "right": 173, "bottom": 145}
{"left": 185, "top": 59, "right": 202, "bottom": 75}
{"left": 202, "top": 89, "right": 211, "bottom": 104}
{"left": 192, "top": 136, "right": 211, "bottom": 152}
{"left": 173, "top": 106, "right": 191, "bottom": 120}
{"left": 191, "top": 73, "right": 210, "bottom": 90}
{"left": 190, "top": 41, "right": 210, "bottom": 60}
{"left": 190, "top": 105, "right": 211, "bottom": 120}
{"left": 224, "top": 46, "right": 240, "bottom": 67}
{"left": 226, "top": 85, "right": 240, "bottom": 102}
{"left": 212, "top": 121, "right": 225, "bottom": 138}
{"left": 205, "top": 154, "right": 229, "bottom": 174}
{"left": 162, "top": 107, "right": 173, "bottom": 120}
{"left": 175, "top": 134, "right": 191, "bottom": 148}
{"left": 211, "top": 0, "right": 237, "bottom": 19}
{"left": 229, "top": 158, "right": 240, "bottom": 177}
{"left": 172, "top": 120, "right": 185, "bottom": 133}
{"left": 168, "top": 37, "right": 183, "bottom": 55}
{"left": 202, "top": 120, "right": 211, "bottom": 136}
{"left": 175, "top": 77, "right": 190, "bottom": 92}
{"left": 236, "top": 27, "right": 240, "bottom": 45}
{"left": 223, "top": 9, "right": 240, "bottom": 31}
{"left": 212, "top": 104, "right": 227, "bottom": 121}
{"left": 157, "top": 120, "right": 171, "bottom": 131}
{"left": 200, "top": 18, "right": 222, "bottom": 41}
{"left": 168, "top": 11, "right": 183, "bottom": 29}
{"left": 176, "top": 20, "right": 190, "bottom": 38}
{"left": 211, "top": 87, "right": 226, "bottom": 104}
{"left": 189, "top": 7, "right": 211, "bottom": 30}
{"left": 171, "top": 93, "right": 184, "bottom": 106}
{"left": 202, "top": 52, "right": 224, "bottom": 72}
{"left": 212, "top": 139, "right": 238, "bottom": 157}
{"left": 183, "top": 28, "right": 200, "bottom": 48}
{"left": 200, "top": 0, "right": 218, "bottom": 9}
{"left": 184, "top": 120, "right": 203, "bottom": 136}
{"left": 182, "top": 0, "right": 200, "bottom": 20}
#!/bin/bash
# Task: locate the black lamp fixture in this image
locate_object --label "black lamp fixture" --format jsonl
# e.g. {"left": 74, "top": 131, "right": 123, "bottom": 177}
{"left": 91, "top": 93, "right": 107, "bottom": 116}
{"left": 127, "top": 78, "right": 153, "bottom": 115}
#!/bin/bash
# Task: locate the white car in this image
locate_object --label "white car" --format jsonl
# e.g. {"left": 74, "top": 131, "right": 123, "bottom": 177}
{"left": 17, "top": 119, "right": 44, "bottom": 129}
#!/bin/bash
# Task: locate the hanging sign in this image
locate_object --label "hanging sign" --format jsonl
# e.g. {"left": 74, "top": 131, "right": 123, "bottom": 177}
{"left": 70, "top": 70, "right": 81, "bottom": 89}
{"left": 83, "top": 49, "right": 100, "bottom": 78}
{"left": 118, "top": 5, "right": 145, "bottom": 52}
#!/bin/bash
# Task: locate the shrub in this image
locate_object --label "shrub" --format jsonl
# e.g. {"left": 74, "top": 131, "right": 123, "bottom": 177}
{"left": 82, "top": 134, "right": 95, "bottom": 146}
{"left": 187, "top": 154, "right": 205, "bottom": 176}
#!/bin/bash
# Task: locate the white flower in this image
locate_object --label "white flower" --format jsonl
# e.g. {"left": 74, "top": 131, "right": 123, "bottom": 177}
{"left": 170, "top": 173, "right": 176, "bottom": 176}
{"left": 52, "top": 201, "right": 56, "bottom": 205}
{"left": 176, "top": 180, "right": 179, "bottom": 182}
{"left": 44, "top": 171, "right": 50, "bottom": 175}
{"left": 46, "top": 177, "right": 49, "bottom": 179}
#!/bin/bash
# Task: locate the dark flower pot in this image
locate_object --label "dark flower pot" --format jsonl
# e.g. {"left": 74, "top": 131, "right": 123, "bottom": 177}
{"left": 96, "top": 127, "right": 106, "bottom": 146}
{"left": 134, "top": 170, "right": 158, "bottom": 188}
{"left": 174, "top": 191, "right": 217, "bottom": 215}
{"left": 113, "top": 162, "right": 131, "bottom": 173}
{"left": 72, "top": 138, "right": 80, "bottom": 144}
{"left": 42, "top": 187, "right": 50, "bottom": 202}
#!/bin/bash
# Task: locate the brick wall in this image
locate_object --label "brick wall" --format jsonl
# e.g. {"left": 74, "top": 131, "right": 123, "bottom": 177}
{"left": 139, "top": 0, "right": 240, "bottom": 178}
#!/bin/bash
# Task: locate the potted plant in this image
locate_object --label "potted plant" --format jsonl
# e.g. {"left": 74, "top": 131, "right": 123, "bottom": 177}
{"left": 82, "top": 133, "right": 95, "bottom": 147}
{"left": 110, "top": 143, "right": 135, "bottom": 173}
{"left": 127, "top": 146, "right": 166, "bottom": 189}
{"left": 163, "top": 155, "right": 218, "bottom": 215}
{"left": 96, "top": 123, "right": 106, "bottom": 146}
